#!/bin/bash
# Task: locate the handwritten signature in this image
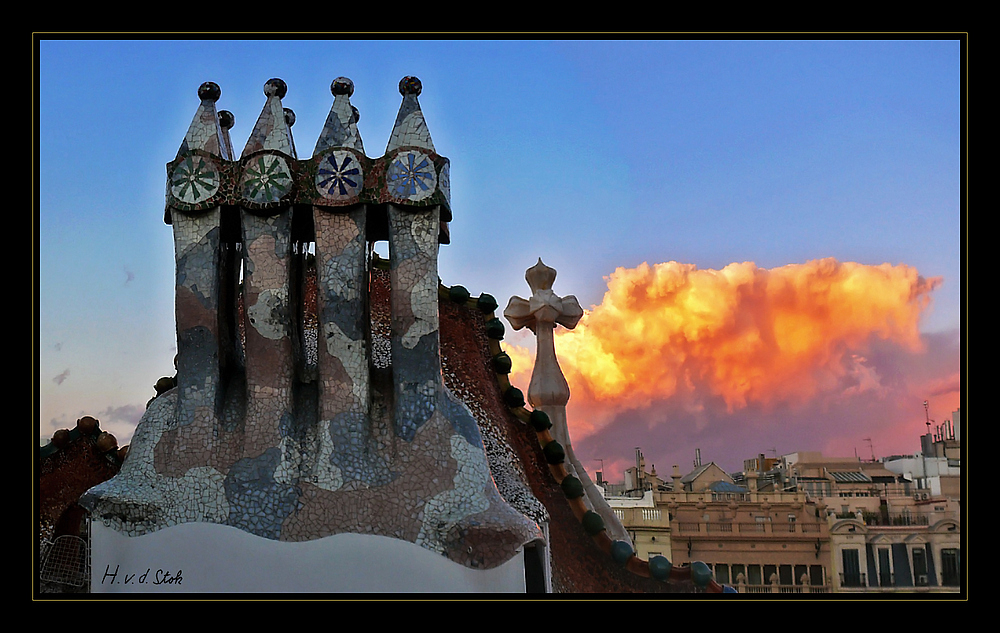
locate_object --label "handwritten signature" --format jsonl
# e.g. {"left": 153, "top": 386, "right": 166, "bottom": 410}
{"left": 101, "top": 565, "right": 183, "bottom": 586}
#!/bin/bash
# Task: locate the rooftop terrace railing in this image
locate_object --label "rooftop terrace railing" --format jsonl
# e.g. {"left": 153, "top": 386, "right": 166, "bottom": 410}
{"left": 674, "top": 522, "right": 825, "bottom": 535}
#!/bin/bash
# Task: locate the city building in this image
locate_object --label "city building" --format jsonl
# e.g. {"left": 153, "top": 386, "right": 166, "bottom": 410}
{"left": 603, "top": 407, "right": 963, "bottom": 595}
{"left": 604, "top": 450, "right": 671, "bottom": 561}
{"left": 813, "top": 409, "right": 963, "bottom": 593}
{"left": 604, "top": 449, "right": 832, "bottom": 594}
{"left": 883, "top": 408, "right": 961, "bottom": 500}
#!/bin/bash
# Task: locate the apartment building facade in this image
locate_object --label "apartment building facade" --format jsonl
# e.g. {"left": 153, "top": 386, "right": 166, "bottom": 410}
{"left": 606, "top": 458, "right": 832, "bottom": 593}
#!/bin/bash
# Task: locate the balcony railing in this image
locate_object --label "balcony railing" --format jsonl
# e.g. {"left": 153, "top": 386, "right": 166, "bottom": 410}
{"left": 615, "top": 508, "right": 665, "bottom": 525}
{"left": 739, "top": 523, "right": 767, "bottom": 533}
{"left": 838, "top": 571, "right": 959, "bottom": 592}
{"left": 861, "top": 513, "right": 930, "bottom": 527}
{"left": 675, "top": 522, "right": 824, "bottom": 535}
{"left": 642, "top": 508, "right": 662, "bottom": 522}
{"left": 736, "top": 583, "right": 831, "bottom": 594}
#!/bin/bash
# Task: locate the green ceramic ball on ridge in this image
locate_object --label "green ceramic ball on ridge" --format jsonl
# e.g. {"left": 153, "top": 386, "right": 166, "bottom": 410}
{"left": 504, "top": 386, "right": 525, "bottom": 407}
{"left": 448, "top": 285, "right": 470, "bottom": 304}
{"left": 543, "top": 440, "right": 565, "bottom": 464}
{"left": 648, "top": 555, "right": 672, "bottom": 581}
{"left": 477, "top": 293, "right": 498, "bottom": 313}
{"left": 492, "top": 352, "right": 512, "bottom": 374}
{"left": 52, "top": 429, "right": 70, "bottom": 448}
{"left": 690, "top": 560, "right": 713, "bottom": 587}
{"left": 528, "top": 409, "right": 552, "bottom": 431}
{"left": 582, "top": 511, "right": 605, "bottom": 535}
{"left": 485, "top": 318, "right": 505, "bottom": 340}
{"left": 560, "top": 475, "right": 584, "bottom": 499}
{"left": 611, "top": 540, "right": 633, "bottom": 566}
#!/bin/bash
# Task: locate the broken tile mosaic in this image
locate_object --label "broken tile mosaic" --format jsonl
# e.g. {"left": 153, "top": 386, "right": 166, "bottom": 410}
{"left": 83, "top": 76, "right": 539, "bottom": 571}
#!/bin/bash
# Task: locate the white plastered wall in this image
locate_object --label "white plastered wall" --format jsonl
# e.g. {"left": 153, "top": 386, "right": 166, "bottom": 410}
{"left": 91, "top": 521, "right": 527, "bottom": 593}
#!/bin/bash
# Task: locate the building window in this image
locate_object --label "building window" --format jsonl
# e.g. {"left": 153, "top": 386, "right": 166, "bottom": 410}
{"left": 747, "top": 564, "right": 762, "bottom": 585}
{"left": 794, "top": 564, "right": 808, "bottom": 585}
{"left": 778, "top": 564, "right": 793, "bottom": 586}
{"left": 842, "top": 549, "right": 862, "bottom": 587}
{"left": 715, "top": 564, "right": 730, "bottom": 585}
{"left": 764, "top": 564, "right": 777, "bottom": 585}
{"left": 941, "top": 548, "right": 961, "bottom": 586}
{"left": 810, "top": 565, "right": 825, "bottom": 587}
{"left": 878, "top": 548, "right": 893, "bottom": 587}
{"left": 732, "top": 564, "right": 746, "bottom": 584}
{"left": 912, "top": 548, "right": 928, "bottom": 586}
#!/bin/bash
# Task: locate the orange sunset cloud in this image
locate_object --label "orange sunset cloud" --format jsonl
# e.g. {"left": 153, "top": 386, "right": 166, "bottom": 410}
{"left": 506, "top": 258, "right": 943, "bottom": 440}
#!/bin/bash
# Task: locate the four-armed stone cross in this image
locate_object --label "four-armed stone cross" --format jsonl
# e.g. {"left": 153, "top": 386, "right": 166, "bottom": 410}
{"left": 505, "top": 259, "right": 632, "bottom": 546}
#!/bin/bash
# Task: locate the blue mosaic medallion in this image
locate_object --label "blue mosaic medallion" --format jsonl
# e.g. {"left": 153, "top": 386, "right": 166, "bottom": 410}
{"left": 242, "top": 154, "right": 292, "bottom": 204}
{"left": 170, "top": 154, "right": 220, "bottom": 205}
{"left": 386, "top": 151, "right": 437, "bottom": 202}
{"left": 315, "top": 150, "right": 363, "bottom": 201}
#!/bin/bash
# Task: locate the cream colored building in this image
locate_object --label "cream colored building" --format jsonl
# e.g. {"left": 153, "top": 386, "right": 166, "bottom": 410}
{"left": 604, "top": 456, "right": 832, "bottom": 593}
{"left": 797, "top": 413, "right": 963, "bottom": 593}
{"left": 601, "top": 409, "right": 963, "bottom": 595}
{"left": 605, "top": 491, "right": 672, "bottom": 561}
{"left": 829, "top": 510, "right": 961, "bottom": 593}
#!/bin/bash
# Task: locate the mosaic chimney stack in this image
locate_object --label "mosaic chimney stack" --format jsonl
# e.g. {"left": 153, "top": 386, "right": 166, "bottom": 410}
{"left": 238, "top": 78, "right": 298, "bottom": 462}
{"left": 83, "top": 77, "right": 542, "bottom": 572}
{"left": 310, "top": 77, "right": 383, "bottom": 485}
{"left": 386, "top": 76, "right": 447, "bottom": 441}
{"left": 163, "top": 81, "right": 232, "bottom": 469}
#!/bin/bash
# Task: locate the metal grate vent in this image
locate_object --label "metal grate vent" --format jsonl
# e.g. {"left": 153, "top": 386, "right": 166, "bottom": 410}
{"left": 40, "top": 535, "right": 89, "bottom": 587}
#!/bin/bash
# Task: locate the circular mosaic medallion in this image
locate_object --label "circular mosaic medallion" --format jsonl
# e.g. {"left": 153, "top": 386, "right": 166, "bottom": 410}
{"left": 169, "top": 154, "right": 220, "bottom": 205}
{"left": 386, "top": 151, "right": 437, "bottom": 202}
{"left": 241, "top": 154, "right": 293, "bottom": 204}
{"left": 315, "top": 150, "right": 364, "bottom": 201}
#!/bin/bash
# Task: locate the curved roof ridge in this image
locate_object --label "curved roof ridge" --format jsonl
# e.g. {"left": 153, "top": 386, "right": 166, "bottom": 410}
{"left": 438, "top": 280, "right": 730, "bottom": 594}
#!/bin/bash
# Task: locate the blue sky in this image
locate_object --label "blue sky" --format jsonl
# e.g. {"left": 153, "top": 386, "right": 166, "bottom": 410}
{"left": 36, "top": 38, "right": 963, "bottom": 471}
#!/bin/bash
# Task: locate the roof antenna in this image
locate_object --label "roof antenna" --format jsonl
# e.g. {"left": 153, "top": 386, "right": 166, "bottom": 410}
{"left": 863, "top": 437, "right": 875, "bottom": 462}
